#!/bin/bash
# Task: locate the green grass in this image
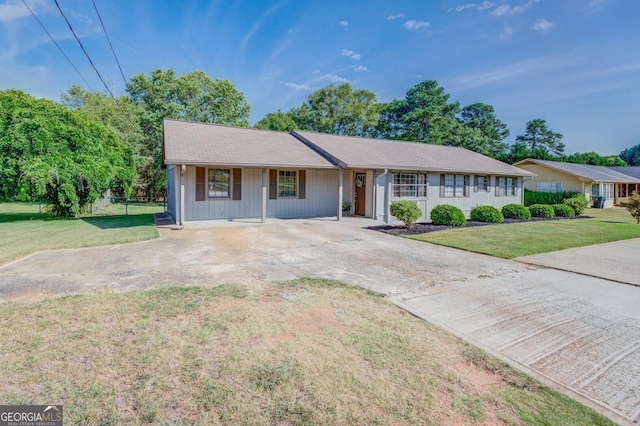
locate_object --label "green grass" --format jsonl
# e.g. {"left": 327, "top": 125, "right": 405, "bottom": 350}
{"left": 0, "top": 202, "right": 160, "bottom": 265}
{"left": 409, "top": 208, "right": 640, "bottom": 258}
{"left": 0, "top": 279, "right": 614, "bottom": 425}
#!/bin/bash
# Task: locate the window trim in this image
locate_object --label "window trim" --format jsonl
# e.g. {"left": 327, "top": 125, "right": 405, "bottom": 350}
{"left": 392, "top": 172, "right": 428, "bottom": 198}
{"left": 537, "top": 181, "right": 563, "bottom": 193}
{"left": 441, "top": 174, "right": 469, "bottom": 198}
{"left": 496, "top": 176, "right": 518, "bottom": 197}
{"left": 474, "top": 175, "right": 490, "bottom": 193}
{"left": 207, "top": 168, "right": 232, "bottom": 199}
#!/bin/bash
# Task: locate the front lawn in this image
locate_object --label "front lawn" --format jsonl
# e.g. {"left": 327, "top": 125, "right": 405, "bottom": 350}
{"left": 0, "top": 279, "right": 614, "bottom": 425}
{"left": 407, "top": 208, "right": 640, "bottom": 258}
{"left": 0, "top": 202, "right": 160, "bottom": 265}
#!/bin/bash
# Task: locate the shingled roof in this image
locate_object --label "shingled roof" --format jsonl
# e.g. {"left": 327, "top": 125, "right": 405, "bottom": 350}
{"left": 514, "top": 159, "right": 640, "bottom": 182}
{"left": 608, "top": 166, "right": 640, "bottom": 180}
{"left": 293, "top": 130, "right": 534, "bottom": 176}
{"left": 163, "top": 119, "right": 336, "bottom": 168}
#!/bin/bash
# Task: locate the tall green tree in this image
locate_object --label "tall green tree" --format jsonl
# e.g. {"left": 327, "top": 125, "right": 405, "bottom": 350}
{"left": 563, "top": 151, "right": 627, "bottom": 166}
{"left": 126, "top": 69, "right": 250, "bottom": 197}
{"left": 288, "top": 83, "right": 380, "bottom": 137}
{"left": 619, "top": 143, "right": 640, "bottom": 166}
{"left": 497, "top": 142, "right": 556, "bottom": 164}
{"left": 62, "top": 86, "right": 147, "bottom": 196}
{"left": 458, "top": 103, "right": 509, "bottom": 157}
{"left": 376, "top": 80, "right": 460, "bottom": 144}
{"left": 515, "top": 119, "right": 565, "bottom": 156}
{"left": 254, "top": 110, "right": 297, "bottom": 132}
{"left": 0, "top": 90, "right": 136, "bottom": 216}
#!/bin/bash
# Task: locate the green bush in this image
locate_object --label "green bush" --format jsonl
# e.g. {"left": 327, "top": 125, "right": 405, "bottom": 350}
{"left": 501, "top": 204, "right": 531, "bottom": 220}
{"left": 524, "top": 189, "right": 580, "bottom": 206}
{"left": 470, "top": 205, "right": 504, "bottom": 223}
{"left": 552, "top": 204, "right": 575, "bottom": 217}
{"left": 529, "top": 204, "right": 555, "bottom": 218}
{"left": 563, "top": 195, "right": 587, "bottom": 215}
{"left": 430, "top": 204, "right": 466, "bottom": 226}
{"left": 626, "top": 193, "right": 640, "bottom": 224}
{"left": 390, "top": 200, "right": 422, "bottom": 229}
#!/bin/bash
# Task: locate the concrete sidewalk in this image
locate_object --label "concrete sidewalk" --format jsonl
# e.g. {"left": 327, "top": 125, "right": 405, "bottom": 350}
{"left": 516, "top": 238, "right": 640, "bottom": 286}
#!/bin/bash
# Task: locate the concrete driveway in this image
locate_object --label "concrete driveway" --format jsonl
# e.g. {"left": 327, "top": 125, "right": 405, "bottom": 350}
{"left": 1, "top": 216, "right": 639, "bottom": 424}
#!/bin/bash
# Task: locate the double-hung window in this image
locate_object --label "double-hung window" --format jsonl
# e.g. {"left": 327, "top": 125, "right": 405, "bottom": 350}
{"left": 393, "top": 173, "right": 427, "bottom": 198}
{"left": 496, "top": 176, "right": 517, "bottom": 196}
{"left": 208, "top": 169, "right": 231, "bottom": 198}
{"left": 278, "top": 170, "right": 297, "bottom": 197}
{"left": 441, "top": 174, "right": 468, "bottom": 197}
{"left": 475, "top": 175, "right": 489, "bottom": 192}
{"left": 537, "top": 182, "right": 562, "bottom": 193}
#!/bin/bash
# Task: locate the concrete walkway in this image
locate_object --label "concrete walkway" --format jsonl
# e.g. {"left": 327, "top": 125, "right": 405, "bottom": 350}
{"left": 1, "top": 217, "right": 639, "bottom": 423}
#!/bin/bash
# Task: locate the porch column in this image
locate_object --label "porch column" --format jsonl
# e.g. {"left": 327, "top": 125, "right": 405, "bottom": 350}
{"left": 261, "top": 168, "right": 267, "bottom": 223}
{"left": 337, "top": 168, "right": 343, "bottom": 221}
{"left": 179, "top": 164, "right": 186, "bottom": 227}
{"left": 384, "top": 171, "right": 392, "bottom": 223}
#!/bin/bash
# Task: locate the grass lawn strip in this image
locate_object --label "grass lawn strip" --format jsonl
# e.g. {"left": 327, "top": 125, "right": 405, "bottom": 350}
{"left": 0, "top": 278, "right": 614, "bottom": 425}
{"left": 0, "top": 202, "right": 161, "bottom": 265}
{"left": 407, "top": 208, "right": 640, "bottom": 258}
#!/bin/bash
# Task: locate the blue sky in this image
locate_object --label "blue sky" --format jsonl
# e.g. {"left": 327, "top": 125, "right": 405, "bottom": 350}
{"left": 1, "top": 0, "right": 639, "bottom": 156}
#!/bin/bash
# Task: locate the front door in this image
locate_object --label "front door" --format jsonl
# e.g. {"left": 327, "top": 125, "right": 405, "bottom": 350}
{"left": 354, "top": 172, "right": 366, "bottom": 216}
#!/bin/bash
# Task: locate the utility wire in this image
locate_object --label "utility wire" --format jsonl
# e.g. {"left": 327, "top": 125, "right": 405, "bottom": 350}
{"left": 53, "top": 0, "right": 115, "bottom": 100}
{"left": 20, "top": 0, "right": 95, "bottom": 91}
{"left": 91, "top": 0, "right": 127, "bottom": 87}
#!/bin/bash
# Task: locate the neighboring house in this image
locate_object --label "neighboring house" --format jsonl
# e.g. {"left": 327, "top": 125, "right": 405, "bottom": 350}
{"left": 163, "top": 119, "right": 534, "bottom": 225}
{"left": 514, "top": 158, "right": 640, "bottom": 207}
{"left": 608, "top": 166, "right": 640, "bottom": 201}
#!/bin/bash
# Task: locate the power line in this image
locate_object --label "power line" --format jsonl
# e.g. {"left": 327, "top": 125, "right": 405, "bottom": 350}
{"left": 53, "top": 0, "right": 115, "bottom": 100}
{"left": 20, "top": 0, "right": 95, "bottom": 91}
{"left": 91, "top": 0, "right": 127, "bottom": 87}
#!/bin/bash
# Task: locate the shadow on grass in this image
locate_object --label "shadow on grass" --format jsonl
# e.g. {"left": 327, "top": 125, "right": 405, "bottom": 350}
{"left": 0, "top": 212, "right": 56, "bottom": 223}
{"left": 82, "top": 214, "right": 156, "bottom": 229}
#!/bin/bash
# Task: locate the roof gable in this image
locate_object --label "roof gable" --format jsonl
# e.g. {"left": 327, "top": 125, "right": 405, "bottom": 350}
{"left": 163, "top": 119, "right": 336, "bottom": 168}
{"left": 514, "top": 159, "right": 640, "bottom": 183}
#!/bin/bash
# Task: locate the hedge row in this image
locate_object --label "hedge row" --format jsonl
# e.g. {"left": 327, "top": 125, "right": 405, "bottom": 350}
{"left": 524, "top": 189, "right": 581, "bottom": 206}
{"left": 427, "top": 202, "right": 579, "bottom": 226}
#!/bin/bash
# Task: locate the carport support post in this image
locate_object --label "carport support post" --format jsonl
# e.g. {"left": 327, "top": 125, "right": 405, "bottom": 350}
{"left": 261, "top": 168, "right": 267, "bottom": 223}
{"left": 337, "top": 168, "right": 343, "bottom": 221}
{"left": 179, "top": 164, "right": 186, "bottom": 227}
{"left": 384, "top": 171, "right": 392, "bottom": 223}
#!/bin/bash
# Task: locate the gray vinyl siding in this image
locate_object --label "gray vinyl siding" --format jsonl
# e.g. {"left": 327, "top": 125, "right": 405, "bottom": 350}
{"left": 267, "top": 169, "right": 338, "bottom": 218}
{"left": 379, "top": 172, "right": 524, "bottom": 223}
{"left": 166, "top": 165, "right": 178, "bottom": 223}
{"left": 183, "top": 166, "right": 338, "bottom": 221}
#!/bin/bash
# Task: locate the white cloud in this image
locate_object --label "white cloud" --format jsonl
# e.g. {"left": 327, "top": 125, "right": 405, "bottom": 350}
{"left": 403, "top": 20, "right": 430, "bottom": 30}
{"left": 452, "top": 2, "right": 496, "bottom": 12}
{"left": 387, "top": 13, "right": 404, "bottom": 20}
{"left": 533, "top": 18, "right": 553, "bottom": 33}
{"left": 491, "top": 0, "right": 539, "bottom": 17}
{"left": 501, "top": 25, "right": 513, "bottom": 39}
{"left": 339, "top": 20, "right": 348, "bottom": 26}
{"left": 341, "top": 49, "right": 361, "bottom": 61}
{"left": 352, "top": 65, "right": 368, "bottom": 72}
{"left": 319, "top": 73, "right": 349, "bottom": 83}
{"left": 285, "top": 82, "right": 312, "bottom": 90}
{"left": 416, "top": 74, "right": 424, "bottom": 79}
{"left": 0, "top": 0, "right": 49, "bottom": 23}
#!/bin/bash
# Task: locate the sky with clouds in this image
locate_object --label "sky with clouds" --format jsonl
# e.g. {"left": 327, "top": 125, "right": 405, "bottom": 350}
{"left": 1, "top": 0, "right": 639, "bottom": 155}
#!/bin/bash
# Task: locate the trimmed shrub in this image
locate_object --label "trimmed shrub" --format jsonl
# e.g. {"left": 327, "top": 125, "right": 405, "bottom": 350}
{"left": 524, "top": 189, "right": 581, "bottom": 206}
{"left": 501, "top": 203, "right": 531, "bottom": 220}
{"left": 529, "top": 204, "right": 555, "bottom": 218}
{"left": 563, "top": 195, "right": 588, "bottom": 215}
{"left": 430, "top": 204, "right": 466, "bottom": 226}
{"left": 552, "top": 204, "right": 575, "bottom": 217}
{"left": 390, "top": 200, "right": 422, "bottom": 229}
{"left": 470, "top": 205, "right": 504, "bottom": 223}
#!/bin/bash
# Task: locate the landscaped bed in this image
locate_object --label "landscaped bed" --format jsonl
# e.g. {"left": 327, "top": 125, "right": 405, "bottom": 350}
{"left": 370, "top": 215, "right": 590, "bottom": 236}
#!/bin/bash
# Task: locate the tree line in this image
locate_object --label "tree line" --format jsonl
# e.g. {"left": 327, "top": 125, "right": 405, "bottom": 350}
{"left": 1, "top": 68, "right": 638, "bottom": 216}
